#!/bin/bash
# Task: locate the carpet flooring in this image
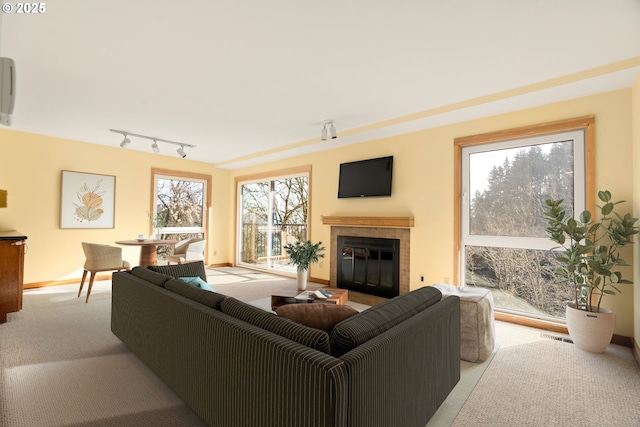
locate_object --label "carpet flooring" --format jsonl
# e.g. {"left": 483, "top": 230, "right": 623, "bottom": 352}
{"left": 3, "top": 267, "right": 638, "bottom": 426}
{"left": 451, "top": 338, "right": 640, "bottom": 426}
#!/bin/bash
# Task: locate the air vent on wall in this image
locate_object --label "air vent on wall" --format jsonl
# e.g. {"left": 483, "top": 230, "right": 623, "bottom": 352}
{"left": 0, "top": 57, "right": 16, "bottom": 126}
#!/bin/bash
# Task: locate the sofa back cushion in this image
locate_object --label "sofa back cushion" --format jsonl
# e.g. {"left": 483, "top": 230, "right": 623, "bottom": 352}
{"left": 330, "top": 286, "right": 443, "bottom": 357}
{"left": 148, "top": 261, "right": 207, "bottom": 282}
{"left": 165, "top": 278, "right": 227, "bottom": 310}
{"left": 130, "top": 266, "right": 173, "bottom": 287}
{"left": 220, "top": 297, "right": 332, "bottom": 354}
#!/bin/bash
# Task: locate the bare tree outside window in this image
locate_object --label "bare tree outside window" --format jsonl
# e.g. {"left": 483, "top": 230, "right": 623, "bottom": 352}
{"left": 152, "top": 171, "right": 209, "bottom": 262}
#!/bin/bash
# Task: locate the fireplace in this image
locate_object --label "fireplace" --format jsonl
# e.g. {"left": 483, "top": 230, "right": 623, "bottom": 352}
{"left": 328, "top": 222, "right": 411, "bottom": 300}
{"left": 337, "top": 235, "right": 400, "bottom": 298}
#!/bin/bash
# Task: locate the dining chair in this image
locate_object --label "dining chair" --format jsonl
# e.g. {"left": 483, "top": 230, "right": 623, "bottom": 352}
{"left": 80, "top": 242, "right": 131, "bottom": 302}
{"left": 167, "top": 238, "right": 206, "bottom": 264}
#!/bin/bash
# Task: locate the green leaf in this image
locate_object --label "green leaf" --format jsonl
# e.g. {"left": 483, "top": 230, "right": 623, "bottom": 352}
{"left": 601, "top": 203, "right": 614, "bottom": 216}
{"left": 579, "top": 210, "right": 591, "bottom": 223}
{"left": 598, "top": 190, "right": 611, "bottom": 203}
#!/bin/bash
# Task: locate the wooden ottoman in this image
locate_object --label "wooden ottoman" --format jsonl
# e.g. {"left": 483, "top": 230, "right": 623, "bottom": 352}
{"left": 433, "top": 284, "right": 495, "bottom": 363}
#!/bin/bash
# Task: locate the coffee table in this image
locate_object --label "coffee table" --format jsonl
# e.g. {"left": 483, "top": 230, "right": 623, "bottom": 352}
{"left": 271, "top": 288, "right": 348, "bottom": 311}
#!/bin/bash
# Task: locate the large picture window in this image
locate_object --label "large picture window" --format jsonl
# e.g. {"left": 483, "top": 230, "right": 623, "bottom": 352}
{"left": 455, "top": 117, "right": 594, "bottom": 322}
{"left": 151, "top": 168, "right": 211, "bottom": 261}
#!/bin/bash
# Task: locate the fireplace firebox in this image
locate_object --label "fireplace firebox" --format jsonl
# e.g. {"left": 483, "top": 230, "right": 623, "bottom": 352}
{"left": 337, "top": 235, "right": 400, "bottom": 298}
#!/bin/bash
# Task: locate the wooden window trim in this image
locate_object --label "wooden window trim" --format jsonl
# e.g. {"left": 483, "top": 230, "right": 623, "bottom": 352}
{"left": 453, "top": 116, "right": 595, "bottom": 331}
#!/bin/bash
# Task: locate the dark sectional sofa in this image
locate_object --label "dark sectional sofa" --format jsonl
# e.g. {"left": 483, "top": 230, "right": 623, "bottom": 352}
{"left": 111, "top": 261, "right": 460, "bottom": 427}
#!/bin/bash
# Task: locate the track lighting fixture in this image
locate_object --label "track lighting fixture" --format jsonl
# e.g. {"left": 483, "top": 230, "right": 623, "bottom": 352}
{"left": 321, "top": 120, "right": 337, "bottom": 141}
{"left": 110, "top": 129, "right": 196, "bottom": 158}
{"left": 119, "top": 135, "right": 131, "bottom": 148}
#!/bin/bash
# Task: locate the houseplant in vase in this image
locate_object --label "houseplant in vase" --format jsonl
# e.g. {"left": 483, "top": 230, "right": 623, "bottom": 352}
{"left": 544, "top": 190, "right": 639, "bottom": 353}
{"left": 284, "top": 239, "right": 325, "bottom": 291}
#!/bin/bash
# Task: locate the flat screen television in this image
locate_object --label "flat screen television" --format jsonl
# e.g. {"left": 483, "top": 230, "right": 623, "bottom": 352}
{"left": 338, "top": 156, "right": 393, "bottom": 198}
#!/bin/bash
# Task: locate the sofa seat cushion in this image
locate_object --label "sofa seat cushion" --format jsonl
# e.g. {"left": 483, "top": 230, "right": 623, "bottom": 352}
{"left": 275, "top": 303, "right": 359, "bottom": 332}
{"left": 330, "top": 286, "right": 442, "bottom": 357}
{"left": 130, "top": 266, "right": 173, "bottom": 287}
{"left": 165, "top": 278, "right": 227, "bottom": 310}
{"left": 220, "top": 297, "right": 332, "bottom": 354}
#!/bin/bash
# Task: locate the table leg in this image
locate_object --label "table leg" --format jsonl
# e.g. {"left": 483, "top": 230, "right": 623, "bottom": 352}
{"left": 138, "top": 245, "right": 158, "bottom": 267}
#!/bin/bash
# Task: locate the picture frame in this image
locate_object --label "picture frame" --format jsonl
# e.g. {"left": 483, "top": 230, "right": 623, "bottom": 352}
{"left": 60, "top": 170, "right": 116, "bottom": 229}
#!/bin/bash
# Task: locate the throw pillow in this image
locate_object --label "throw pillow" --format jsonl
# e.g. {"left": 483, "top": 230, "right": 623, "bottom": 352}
{"left": 179, "top": 276, "right": 214, "bottom": 292}
{"left": 275, "top": 303, "right": 359, "bottom": 332}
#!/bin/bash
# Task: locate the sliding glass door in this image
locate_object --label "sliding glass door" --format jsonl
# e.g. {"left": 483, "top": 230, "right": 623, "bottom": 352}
{"left": 237, "top": 172, "right": 309, "bottom": 275}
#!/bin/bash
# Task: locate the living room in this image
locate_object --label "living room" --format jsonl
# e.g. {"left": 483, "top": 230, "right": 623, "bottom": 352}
{"left": 2, "top": 2, "right": 640, "bottom": 426}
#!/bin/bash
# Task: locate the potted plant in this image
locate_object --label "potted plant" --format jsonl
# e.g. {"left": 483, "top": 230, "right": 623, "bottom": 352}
{"left": 284, "top": 239, "right": 325, "bottom": 290}
{"left": 543, "top": 190, "right": 639, "bottom": 352}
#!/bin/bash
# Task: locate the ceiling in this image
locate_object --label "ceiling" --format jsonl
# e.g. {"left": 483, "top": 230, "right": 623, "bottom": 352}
{"left": 1, "top": 0, "right": 640, "bottom": 169}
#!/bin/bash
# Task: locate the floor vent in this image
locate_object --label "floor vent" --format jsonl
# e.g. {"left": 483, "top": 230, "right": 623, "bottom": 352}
{"left": 540, "top": 333, "right": 574, "bottom": 344}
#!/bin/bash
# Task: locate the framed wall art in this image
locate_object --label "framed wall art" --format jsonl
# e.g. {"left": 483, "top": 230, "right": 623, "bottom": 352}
{"left": 60, "top": 170, "right": 116, "bottom": 229}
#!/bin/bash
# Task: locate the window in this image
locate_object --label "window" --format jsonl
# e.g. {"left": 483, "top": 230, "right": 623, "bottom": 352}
{"left": 236, "top": 166, "right": 310, "bottom": 275}
{"left": 151, "top": 168, "right": 211, "bottom": 260}
{"left": 454, "top": 117, "right": 594, "bottom": 322}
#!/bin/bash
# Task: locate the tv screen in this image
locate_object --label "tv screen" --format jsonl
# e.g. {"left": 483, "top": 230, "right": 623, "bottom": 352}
{"left": 338, "top": 156, "right": 393, "bottom": 198}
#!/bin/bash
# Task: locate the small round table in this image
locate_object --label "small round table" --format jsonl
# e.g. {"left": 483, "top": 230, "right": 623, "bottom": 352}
{"left": 115, "top": 239, "right": 179, "bottom": 267}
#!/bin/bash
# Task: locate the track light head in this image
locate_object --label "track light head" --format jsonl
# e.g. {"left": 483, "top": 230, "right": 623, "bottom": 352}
{"left": 120, "top": 136, "right": 131, "bottom": 148}
{"left": 151, "top": 140, "right": 160, "bottom": 154}
{"left": 177, "top": 146, "right": 187, "bottom": 158}
{"left": 321, "top": 120, "right": 336, "bottom": 141}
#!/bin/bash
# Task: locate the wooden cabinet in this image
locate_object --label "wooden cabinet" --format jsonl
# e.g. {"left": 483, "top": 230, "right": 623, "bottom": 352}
{"left": 0, "top": 231, "right": 27, "bottom": 323}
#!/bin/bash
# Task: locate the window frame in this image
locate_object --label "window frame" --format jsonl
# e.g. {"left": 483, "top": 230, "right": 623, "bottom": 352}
{"left": 453, "top": 116, "right": 595, "bottom": 327}
{"left": 150, "top": 167, "right": 212, "bottom": 245}
{"left": 234, "top": 165, "right": 312, "bottom": 274}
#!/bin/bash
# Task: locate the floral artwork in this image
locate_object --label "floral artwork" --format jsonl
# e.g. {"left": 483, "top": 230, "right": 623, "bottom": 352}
{"left": 74, "top": 180, "right": 105, "bottom": 222}
{"left": 61, "top": 171, "right": 115, "bottom": 229}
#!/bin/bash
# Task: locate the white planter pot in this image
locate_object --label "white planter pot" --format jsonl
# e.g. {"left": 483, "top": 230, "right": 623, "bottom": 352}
{"left": 565, "top": 303, "right": 615, "bottom": 353}
{"left": 296, "top": 268, "right": 308, "bottom": 291}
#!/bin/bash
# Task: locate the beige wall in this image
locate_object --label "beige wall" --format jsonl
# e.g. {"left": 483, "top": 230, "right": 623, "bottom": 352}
{"left": 230, "top": 88, "right": 636, "bottom": 337}
{"left": 0, "top": 129, "right": 231, "bottom": 284}
{"left": 1, "top": 85, "right": 637, "bottom": 337}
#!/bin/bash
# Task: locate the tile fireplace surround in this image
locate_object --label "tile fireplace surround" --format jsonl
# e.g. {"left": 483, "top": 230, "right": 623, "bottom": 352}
{"left": 326, "top": 216, "right": 412, "bottom": 298}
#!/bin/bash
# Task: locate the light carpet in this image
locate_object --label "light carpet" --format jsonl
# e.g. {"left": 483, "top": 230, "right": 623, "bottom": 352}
{"left": 9, "top": 267, "right": 631, "bottom": 426}
{"left": 0, "top": 281, "right": 206, "bottom": 427}
{"left": 451, "top": 338, "right": 640, "bottom": 426}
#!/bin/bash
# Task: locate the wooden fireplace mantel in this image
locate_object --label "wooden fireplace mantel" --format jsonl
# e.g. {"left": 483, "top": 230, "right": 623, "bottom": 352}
{"left": 321, "top": 215, "right": 414, "bottom": 228}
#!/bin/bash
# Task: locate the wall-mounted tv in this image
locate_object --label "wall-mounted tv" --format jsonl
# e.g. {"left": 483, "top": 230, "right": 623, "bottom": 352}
{"left": 338, "top": 156, "right": 393, "bottom": 198}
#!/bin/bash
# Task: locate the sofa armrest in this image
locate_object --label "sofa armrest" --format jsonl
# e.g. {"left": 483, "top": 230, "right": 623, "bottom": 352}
{"left": 339, "top": 296, "right": 460, "bottom": 427}
{"left": 148, "top": 260, "right": 207, "bottom": 281}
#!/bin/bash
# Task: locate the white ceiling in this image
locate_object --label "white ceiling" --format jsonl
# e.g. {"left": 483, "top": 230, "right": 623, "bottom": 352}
{"left": 1, "top": 0, "right": 640, "bottom": 169}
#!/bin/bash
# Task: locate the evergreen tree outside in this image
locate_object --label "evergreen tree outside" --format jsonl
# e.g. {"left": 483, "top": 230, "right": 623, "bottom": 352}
{"left": 466, "top": 140, "right": 576, "bottom": 318}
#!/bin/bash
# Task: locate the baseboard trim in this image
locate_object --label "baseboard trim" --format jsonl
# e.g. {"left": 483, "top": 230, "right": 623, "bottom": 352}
{"left": 207, "top": 262, "right": 232, "bottom": 268}
{"left": 311, "top": 276, "right": 330, "bottom": 286}
{"left": 632, "top": 338, "right": 640, "bottom": 365}
{"left": 495, "top": 312, "right": 633, "bottom": 348}
{"left": 24, "top": 276, "right": 110, "bottom": 289}
{"left": 495, "top": 312, "right": 569, "bottom": 334}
